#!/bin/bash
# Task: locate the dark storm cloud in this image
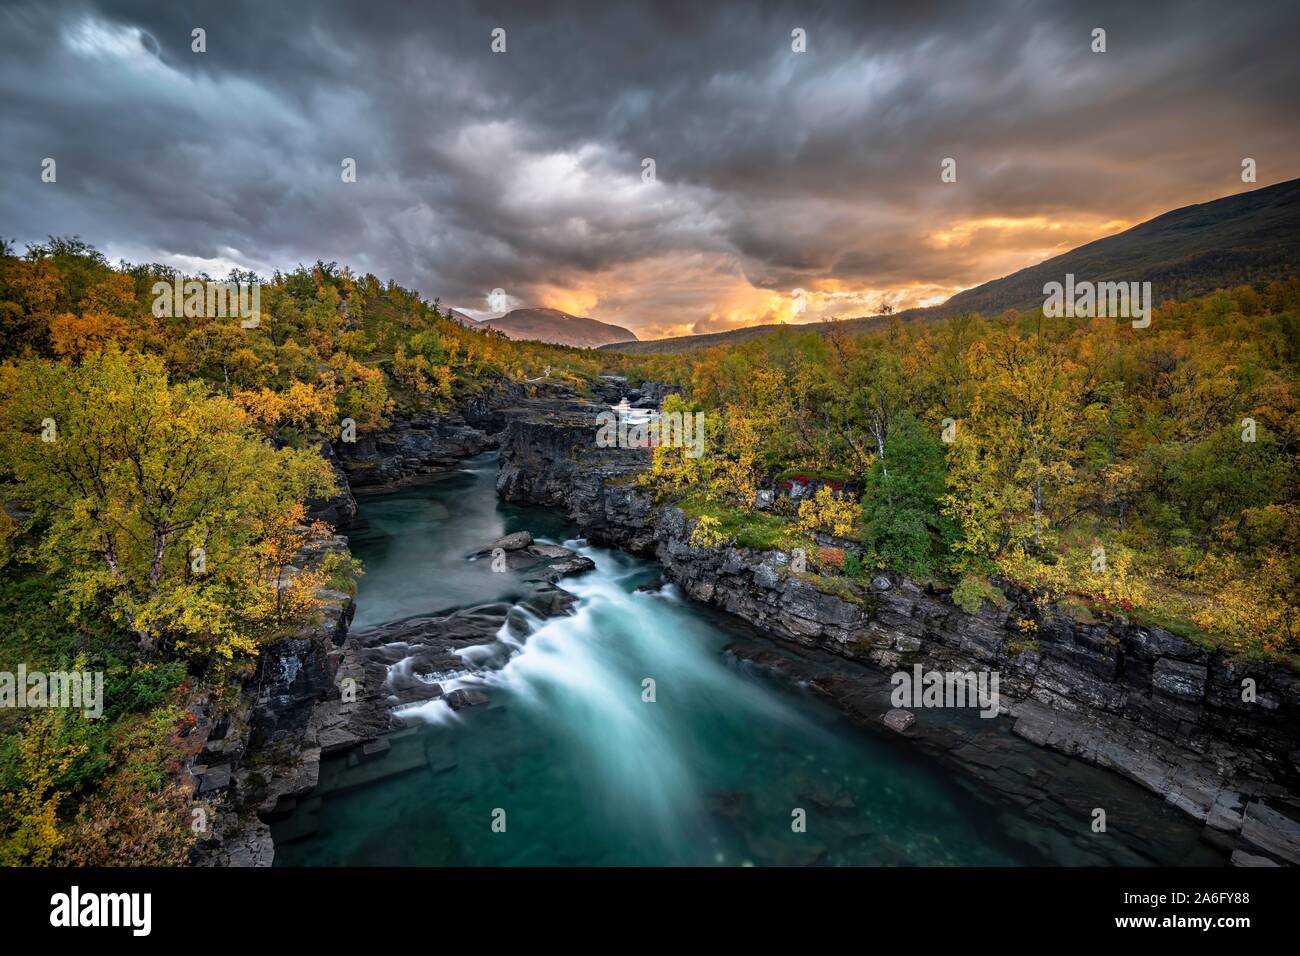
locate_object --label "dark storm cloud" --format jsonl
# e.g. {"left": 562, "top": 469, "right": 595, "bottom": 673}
{"left": 2, "top": 0, "right": 1298, "bottom": 335}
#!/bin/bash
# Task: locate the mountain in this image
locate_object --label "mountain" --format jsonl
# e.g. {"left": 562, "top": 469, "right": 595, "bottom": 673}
{"left": 940, "top": 176, "right": 1300, "bottom": 316}
{"left": 602, "top": 177, "right": 1300, "bottom": 355}
{"left": 482, "top": 307, "right": 637, "bottom": 348}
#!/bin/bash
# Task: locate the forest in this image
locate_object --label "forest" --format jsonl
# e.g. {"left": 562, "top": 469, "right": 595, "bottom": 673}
{"left": 633, "top": 284, "right": 1300, "bottom": 661}
{"left": 0, "top": 235, "right": 1296, "bottom": 864}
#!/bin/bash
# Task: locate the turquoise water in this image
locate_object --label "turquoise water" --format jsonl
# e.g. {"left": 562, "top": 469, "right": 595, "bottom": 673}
{"left": 273, "top": 453, "right": 1222, "bottom": 866}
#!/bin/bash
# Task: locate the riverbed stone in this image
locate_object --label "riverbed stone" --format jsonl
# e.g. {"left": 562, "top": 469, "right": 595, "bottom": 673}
{"left": 882, "top": 709, "right": 916, "bottom": 733}
{"left": 491, "top": 530, "right": 534, "bottom": 551}
{"left": 446, "top": 688, "right": 491, "bottom": 709}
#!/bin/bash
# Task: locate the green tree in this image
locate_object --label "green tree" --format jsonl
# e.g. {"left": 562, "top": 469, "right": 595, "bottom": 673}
{"left": 861, "top": 412, "right": 958, "bottom": 575}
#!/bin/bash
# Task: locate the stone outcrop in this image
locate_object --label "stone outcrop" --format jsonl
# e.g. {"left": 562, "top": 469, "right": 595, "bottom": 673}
{"left": 332, "top": 412, "right": 493, "bottom": 493}
{"left": 626, "top": 380, "right": 683, "bottom": 407}
{"left": 326, "top": 382, "right": 599, "bottom": 502}
{"left": 190, "top": 533, "right": 357, "bottom": 866}
{"left": 495, "top": 394, "right": 1300, "bottom": 865}
{"left": 495, "top": 401, "right": 653, "bottom": 547}
{"left": 305, "top": 439, "right": 358, "bottom": 527}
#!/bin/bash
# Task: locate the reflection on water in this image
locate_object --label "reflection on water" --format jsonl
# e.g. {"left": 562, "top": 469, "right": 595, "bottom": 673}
{"left": 346, "top": 453, "right": 571, "bottom": 627}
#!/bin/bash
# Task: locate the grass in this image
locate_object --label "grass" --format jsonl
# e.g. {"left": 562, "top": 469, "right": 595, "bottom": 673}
{"left": 678, "top": 493, "right": 808, "bottom": 551}
{"left": 672, "top": 494, "right": 884, "bottom": 608}
{"left": 0, "top": 566, "right": 127, "bottom": 675}
{"left": 792, "top": 570, "right": 879, "bottom": 608}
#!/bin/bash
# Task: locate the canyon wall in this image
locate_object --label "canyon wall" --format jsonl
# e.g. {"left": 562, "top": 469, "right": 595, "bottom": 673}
{"left": 189, "top": 534, "right": 356, "bottom": 865}
{"left": 194, "top": 387, "right": 519, "bottom": 864}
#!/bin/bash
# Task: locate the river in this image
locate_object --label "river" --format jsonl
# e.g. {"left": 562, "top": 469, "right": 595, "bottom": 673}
{"left": 272, "top": 452, "right": 1223, "bottom": 866}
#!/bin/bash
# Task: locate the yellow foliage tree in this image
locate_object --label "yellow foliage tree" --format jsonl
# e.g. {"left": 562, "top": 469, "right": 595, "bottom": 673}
{"left": 48, "top": 311, "right": 130, "bottom": 360}
{"left": 796, "top": 485, "right": 861, "bottom": 538}
{"left": 689, "top": 514, "right": 726, "bottom": 548}
{"left": 0, "top": 712, "right": 87, "bottom": 866}
{"left": 330, "top": 353, "right": 392, "bottom": 430}
{"left": 234, "top": 378, "right": 339, "bottom": 435}
{"left": 0, "top": 349, "right": 335, "bottom": 665}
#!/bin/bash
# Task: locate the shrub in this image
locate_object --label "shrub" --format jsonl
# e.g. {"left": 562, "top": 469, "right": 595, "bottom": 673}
{"left": 817, "top": 547, "right": 846, "bottom": 570}
{"left": 689, "top": 515, "right": 726, "bottom": 548}
{"left": 951, "top": 574, "right": 1009, "bottom": 614}
{"left": 796, "top": 485, "right": 860, "bottom": 537}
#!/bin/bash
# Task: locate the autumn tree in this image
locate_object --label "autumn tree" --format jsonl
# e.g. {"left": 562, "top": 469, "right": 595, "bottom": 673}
{"left": 945, "top": 326, "right": 1087, "bottom": 557}
{"left": 860, "top": 412, "right": 958, "bottom": 576}
{"left": 48, "top": 311, "right": 131, "bottom": 360}
{"left": 0, "top": 349, "right": 334, "bottom": 663}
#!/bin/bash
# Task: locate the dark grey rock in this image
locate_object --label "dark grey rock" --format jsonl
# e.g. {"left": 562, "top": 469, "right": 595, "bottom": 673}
{"left": 1240, "top": 801, "right": 1300, "bottom": 865}
{"left": 334, "top": 413, "right": 492, "bottom": 492}
{"left": 198, "top": 764, "right": 232, "bottom": 794}
{"left": 882, "top": 709, "right": 915, "bottom": 733}
{"left": 1230, "top": 849, "right": 1281, "bottom": 867}
{"left": 1153, "top": 658, "right": 1209, "bottom": 702}
{"left": 446, "top": 688, "right": 490, "bottom": 709}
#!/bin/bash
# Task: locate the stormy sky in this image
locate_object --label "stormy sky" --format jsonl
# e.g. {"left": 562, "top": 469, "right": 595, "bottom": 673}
{"left": 2, "top": 1, "right": 1298, "bottom": 339}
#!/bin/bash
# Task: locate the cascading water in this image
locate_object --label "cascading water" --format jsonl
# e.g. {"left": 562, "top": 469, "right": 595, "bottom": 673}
{"left": 272, "top": 452, "right": 1223, "bottom": 866}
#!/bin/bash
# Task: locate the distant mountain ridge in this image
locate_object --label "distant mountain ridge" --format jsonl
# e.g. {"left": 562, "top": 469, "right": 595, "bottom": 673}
{"left": 474, "top": 307, "right": 637, "bottom": 348}
{"left": 602, "top": 177, "right": 1300, "bottom": 355}
{"left": 446, "top": 308, "right": 483, "bottom": 329}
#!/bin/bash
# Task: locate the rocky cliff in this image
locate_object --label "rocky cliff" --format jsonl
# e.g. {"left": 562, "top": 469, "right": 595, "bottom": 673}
{"left": 332, "top": 412, "right": 493, "bottom": 494}
{"left": 318, "top": 381, "right": 577, "bottom": 505}
{"left": 495, "top": 400, "right": 1300, "bottom": 866}
{"left": 189, "top": 533, "right": 357, "bottom": 866}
